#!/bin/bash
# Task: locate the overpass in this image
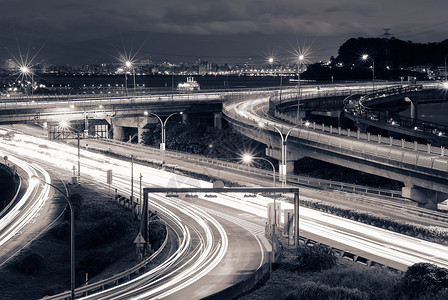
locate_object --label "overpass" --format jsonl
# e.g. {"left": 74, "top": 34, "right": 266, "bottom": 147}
{"left": 0, "top": 91, "right": 224, "bottom": 142}
{"left": 2, "top": 85, "right": 447, "bottom": 209}
{"left": 224, "top": 84, "right": 448, "bottom": 209}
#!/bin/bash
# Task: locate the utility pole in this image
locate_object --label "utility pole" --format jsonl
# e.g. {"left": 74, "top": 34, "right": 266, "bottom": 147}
{"left": 131, "top": 155, "right": 134, "bottom": 202}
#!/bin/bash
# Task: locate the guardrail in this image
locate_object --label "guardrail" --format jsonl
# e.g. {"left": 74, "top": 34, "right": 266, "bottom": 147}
{"left": 96, "top": 138, "right": 404, "bottom": 199}
{"left": 223, "top": 100, "right": 448, "bottom": 176}
{"left": 41, "top": 220, "right": 169, "bottom": 300}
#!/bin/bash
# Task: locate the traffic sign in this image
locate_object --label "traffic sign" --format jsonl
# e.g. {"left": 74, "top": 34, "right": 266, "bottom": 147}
{"left": 133, "top": 232, "right": 146, "bottom": 244}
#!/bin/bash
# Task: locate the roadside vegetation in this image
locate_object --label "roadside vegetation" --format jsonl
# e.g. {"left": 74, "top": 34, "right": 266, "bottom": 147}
{"left": 238, "top": 243, "right": 448, "bottom": 300}
{"left": 0, "top": 163, "right": 19, "bottom": 211}
{"left": 0, "top": 183, "right": 165, "bottom": 300}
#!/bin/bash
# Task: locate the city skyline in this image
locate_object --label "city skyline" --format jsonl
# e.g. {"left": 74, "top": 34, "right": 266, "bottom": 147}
{"left": 0, "top": 1, "right": 447, "bottom": 65}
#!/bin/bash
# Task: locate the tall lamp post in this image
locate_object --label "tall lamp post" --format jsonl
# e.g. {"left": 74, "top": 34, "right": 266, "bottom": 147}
{"left": 296, "top": 54, "right": 304, "bottom": 119}
{"left": 30, "top": 177, "right": 75, "bottom": 300}
{"left": 125, "top": 60, "right": 136, "bottom": 93}
{"left": 144, "top": 111, "right": 183, "bottom": 164}
{"left": 69, "top": 104, "right": 89, "bottom": 136}
{"left": 362, "top": 54, "right": 375, "bottom": 92}
{"left": 264, "top": 123, "right": 303, "bottom": 186}
{"left": 20, "top": 65, "right": 34, "bottom": 96}
{"left": 241, "top": 153, "right": 278, "bottom": 235}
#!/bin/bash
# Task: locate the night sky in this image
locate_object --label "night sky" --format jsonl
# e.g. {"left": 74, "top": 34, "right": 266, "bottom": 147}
{"left": 0, "top": 0, "right": 447, "bottom": 65}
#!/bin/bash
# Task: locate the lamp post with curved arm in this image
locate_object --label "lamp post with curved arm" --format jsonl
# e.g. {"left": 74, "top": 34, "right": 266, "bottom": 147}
{"left": 362, "top": 54, "right": 375, "bottom": 92}
{"left": 144, "top": 111, "right": 183, "bottom": 165}
{"left": 242, "top": 153, "right": 278, "bottom": 236}
{"left": 30, "top": 177, "right": 75, "bottom": 300}
{"left": 271, "top": 123, "right": 303, "bottom": 185}
{"left": 296, "top": 54, "right": 305, "bottom": 119}
{"left": 242, "top": 154, "right": 276, "bottom": 187}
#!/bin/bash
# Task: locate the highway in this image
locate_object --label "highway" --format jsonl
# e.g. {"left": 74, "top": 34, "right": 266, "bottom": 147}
{"left": 0, "top": 154, "right": 65, "bottom": 268}
{"left": 2, "top": 125, "right": 448, "bottom": 275}
{"left": 0, "top": 126, "right": 268, "bottom": 299}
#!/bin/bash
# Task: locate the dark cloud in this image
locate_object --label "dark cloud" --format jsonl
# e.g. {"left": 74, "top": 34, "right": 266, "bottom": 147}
{"left": 0, "top": 0, "right": 447, "bottom": 64}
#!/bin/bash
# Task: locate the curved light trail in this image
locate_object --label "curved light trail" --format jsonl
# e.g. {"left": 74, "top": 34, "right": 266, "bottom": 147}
{"left": 0, "top": 127, "right": 264, "bottom": 300}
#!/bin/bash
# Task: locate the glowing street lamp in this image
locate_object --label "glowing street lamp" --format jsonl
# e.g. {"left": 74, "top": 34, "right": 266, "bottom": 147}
{"left": 296, "top": 54, "right": 305, "bottom": 119}
{"left": 20, "top": 65, "right": 34, "bottom": 96}
{"left": 124, "top": 60, "right": 136, "bottom": 92}
{"left": 362, "top": 54, "right": 375, "bottom": 92}
{"left": 241, "top": 153, "right": 276, "bottom": 187}
{"left": 30, "top": 176, "right": 75, "bottom": 300}
{"left": 242, "top": 153, "right": 278, "bottom": 235}
{"left": 144, "top": 111, "right": 183, "bottom": 165}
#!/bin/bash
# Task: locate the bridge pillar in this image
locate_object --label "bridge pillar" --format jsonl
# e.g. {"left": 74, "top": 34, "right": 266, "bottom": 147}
{"left": 405, "top": 96, "right": 420, "bottom": 121}
{"left": 402, "top": 185, "right": 448, "bottom": 210}
{"left": 182, "top": 113, "right": 189, "bottom": 124}
{"left": 138, "top": 128, "right": 150, "bottom": 144}
{"left": 214, "top": 112, "right": 223, "bottom": 130}
{"left": 112, "top": 124, "right": 126, "bottom": 141}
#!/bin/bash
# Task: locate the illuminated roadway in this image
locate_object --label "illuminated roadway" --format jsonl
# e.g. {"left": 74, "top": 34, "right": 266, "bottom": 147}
{"left": 1, "top": 85, "right": 448, "bottom": 297}
{"left": 0, "top": 127, "right": 268, "bottom": 299}
{"left": 2, "top": 124, "right": 448, "bottom": 275}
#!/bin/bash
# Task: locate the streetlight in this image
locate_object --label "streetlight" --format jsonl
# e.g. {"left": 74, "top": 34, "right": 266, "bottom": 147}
{"left": 20, "top": 65, "right": 34, "bottom": 96}
{"left": 296, "top": 54, "right": 305, "bottom": 119}
{"left": 69, "top": 104, "right": 89, "bottom": 136}
{"left": 125, "top": 60, "right": 136, "bottom": 92}
{"left": 260, "top": 122, "right": 302, "bottom": 185}
{"left": 30, "top": 176, "right": 75, "bottom": 300}
{"left": 59, "top": 120, "right": 83, "bottom": 184}
{"left": 144, "top": 111, "right": 183, "bottom": 165}
{"left": 242, "top": 153, "right": 279, "bottom": 238}
{"left": 241, "top": 153, "right": 276, "bottom": 187}
{"left": 362, "top": 54, "right": 375, "bottom": 92}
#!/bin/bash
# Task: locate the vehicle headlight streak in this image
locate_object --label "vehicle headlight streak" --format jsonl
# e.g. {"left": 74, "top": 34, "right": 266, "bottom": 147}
{"left": 0, "top": 155, "right": 50, "bottom": 250}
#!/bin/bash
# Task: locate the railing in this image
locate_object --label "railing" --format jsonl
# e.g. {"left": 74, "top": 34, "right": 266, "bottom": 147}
{"left": 97, "top": 138, "right": 404, "bottom": 199}
{"left": 223, "top": 100, "right": 448, "bottom": 175}
{"left": 41, "top": 222, "right": 169, "bottom": 300}
{"left": 342, "top": 84, "right": 448, "bottom": 136}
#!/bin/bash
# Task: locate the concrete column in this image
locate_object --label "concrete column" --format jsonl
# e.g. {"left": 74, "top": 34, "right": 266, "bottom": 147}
{"left": 214, "top": 112, "right": 223, "bottom": 130}
{"left": 137, "top": 127, "right": 150, "bottom": 144}
{"left": 182, "top": 113, "right": 189, "bottom": 124}
{"left": 405, "top": 97, "right": 418, "bottom": 121}
{"left": 402, "top": 185, "right": 448, "bottom": 210}
{"left": 112, "top": 124, "right": 125, "bottom": 141}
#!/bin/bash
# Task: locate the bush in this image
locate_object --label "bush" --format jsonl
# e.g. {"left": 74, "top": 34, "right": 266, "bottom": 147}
{"left": 284, "top": 281, "right": 368, "bottom": 300}
{"left": 76, "top": 217, "right": 130, "bottom": 250}
{"left": 77, "top": 251, "right": 113, "bottom": 282}
{"left": 63, "top": 193, "right": 83, "bottom": 221}
{"left": 18, "top": 252, "right": 45, "bottom": 275}
{"left": 148, "top": 221, "right": 167, "bottom": 248}
{"left": 295, "top": 244, "right": 337, "bottom": 272}
{"left": 318, "top": 264, "right": 399, "bottom": 299}
{"left": 51, "top": 221, "right": 70, "bottom": 240}
{"left": 396, "top": 263, "right": 448, "bottom": 298}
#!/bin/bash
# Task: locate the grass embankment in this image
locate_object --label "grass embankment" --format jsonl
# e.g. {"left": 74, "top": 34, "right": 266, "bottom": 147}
{"left": 238, "top": 243, "right": 448, "bottom": 300}
{"left": 0, "top": 164, "right": 20, "bottom": 211}
{"left": 0, "top": 184, "right": 166, "bottom": 300}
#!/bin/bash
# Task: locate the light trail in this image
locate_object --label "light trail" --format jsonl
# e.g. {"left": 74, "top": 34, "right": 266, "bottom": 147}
{"left": 0, "top": 154, "right": 51, "bottom": 264}
{"left": 3, "top": 120, "right": 448, "bottom": 298}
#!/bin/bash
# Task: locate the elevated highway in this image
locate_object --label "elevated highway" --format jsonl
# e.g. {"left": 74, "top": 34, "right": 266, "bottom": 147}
{"left": 224, "top": 85, "right": 448, "bottom": 209}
